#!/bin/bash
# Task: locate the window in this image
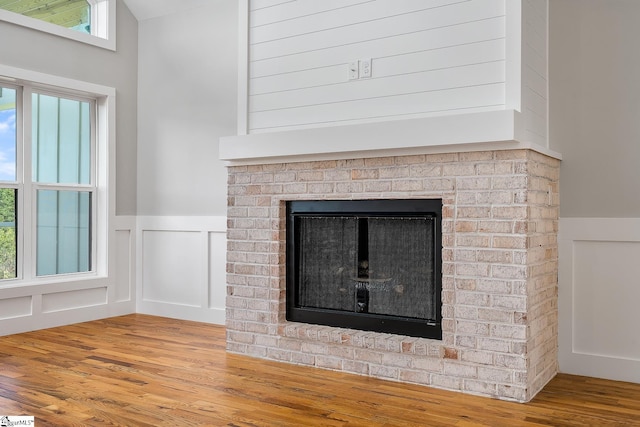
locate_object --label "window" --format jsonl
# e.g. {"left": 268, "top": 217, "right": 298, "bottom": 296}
{"left": 0, "top": 68, "right": 113, "bottom": 285}
{"left": 0, "top": 87, "right": 17, "bottom": 280}
{"left": 0, "top": 0, "right": 91, "bottom": 34}
{"left": 0, "top": 0, "right": 115, "bottom": 50}
{"left": 32, "top": 92, "right": 94, "bottom": 276}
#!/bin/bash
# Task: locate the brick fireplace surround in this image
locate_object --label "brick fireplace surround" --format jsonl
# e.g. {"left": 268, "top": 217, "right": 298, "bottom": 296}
{"left": 226, "top": 149, "right": 559, "bottom": 402}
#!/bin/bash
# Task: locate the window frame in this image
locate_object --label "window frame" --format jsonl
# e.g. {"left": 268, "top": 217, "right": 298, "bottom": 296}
{"left": 0, "top": 0, "right": 116, "bottom": 51}
{"left": 28, "top": 88, "right": 98, "bottom": 279}
{"left": 0, "top": 64, "right": 115, "bottom": 288}
{"left": 0, "top": 82, "right": 23, "bottom": 282}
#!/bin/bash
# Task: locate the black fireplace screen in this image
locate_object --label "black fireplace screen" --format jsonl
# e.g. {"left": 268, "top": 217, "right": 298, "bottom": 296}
{"left": 286, "top": 199, "right": 442, "bottom": 339}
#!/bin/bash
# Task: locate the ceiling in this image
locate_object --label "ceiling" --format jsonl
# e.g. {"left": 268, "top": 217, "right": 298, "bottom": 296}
{"left": 122, "top": 0, "right": 212, "bottom": 22}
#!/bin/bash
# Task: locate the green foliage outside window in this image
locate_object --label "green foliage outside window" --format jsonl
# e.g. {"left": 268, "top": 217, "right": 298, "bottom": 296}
{"left": 0, "top": 188, "right": 16, "bottom": 279}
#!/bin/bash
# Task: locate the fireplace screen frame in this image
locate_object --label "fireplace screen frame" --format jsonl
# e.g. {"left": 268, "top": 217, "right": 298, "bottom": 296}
{"left": 286, "top": 199, "right": 442, "bottom": 340}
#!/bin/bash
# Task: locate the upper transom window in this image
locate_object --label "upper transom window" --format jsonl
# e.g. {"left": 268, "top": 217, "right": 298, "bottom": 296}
{"left": 0, "top": 0, "right": 115, "bottom": 50}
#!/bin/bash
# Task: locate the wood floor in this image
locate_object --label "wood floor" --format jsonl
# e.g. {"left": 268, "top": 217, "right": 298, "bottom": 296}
{"left": 1, "top": 315, "right": 639, "bottom": 426}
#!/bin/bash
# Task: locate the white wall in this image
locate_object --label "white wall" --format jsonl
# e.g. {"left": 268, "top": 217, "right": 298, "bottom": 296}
{"left": 521, "top": 0, "right": 548, "bottom": 147}
{"left": 135, "top": 0, "right": 236, "bottom": 322}
{"left": 551, "top": 0, "right": 640, "bottom": 382}
{"left": 137, "top": 0, "right": 236, "bottom": 217}
{"left": 550, "top": 0, "right": 640, "bottom": 218}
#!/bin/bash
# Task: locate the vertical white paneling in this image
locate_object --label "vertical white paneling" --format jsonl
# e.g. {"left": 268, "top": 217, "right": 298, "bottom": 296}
{"left": 208, "top": 231, "right": 227, "bottom": 311}
{"left": 113, "top": 215, "right": 136, "bottom": 306}
{"left": 114, "top": 229, "right": 133, "bottom": 302}
{"left": 247, "top": 0, "right": 508, "bottom": 132}
{"left": 136, "top": 216, "right": 226, "bottom": 325}
{"left": 559, "top": 218, "right": 640, "bottom": 384}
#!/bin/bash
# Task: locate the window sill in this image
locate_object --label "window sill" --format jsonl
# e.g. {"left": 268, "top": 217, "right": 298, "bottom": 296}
{"left": 0, "top": 274, "right": 110, "bottom": 298}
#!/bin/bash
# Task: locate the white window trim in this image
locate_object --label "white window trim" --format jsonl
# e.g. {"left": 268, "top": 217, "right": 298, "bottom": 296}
{"left": 25, "top": 87, "right": 98, "bottom": 280}
{"left": 0, "top": 64, "right": 116, "bottom": 288}
{"left": 0, "top": 0, "right": 116, "bottom": 51}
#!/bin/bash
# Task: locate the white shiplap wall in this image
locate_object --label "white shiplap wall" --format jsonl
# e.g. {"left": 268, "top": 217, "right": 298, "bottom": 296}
{"left": 248, "top": 0, "right": 508, "bottom": 133}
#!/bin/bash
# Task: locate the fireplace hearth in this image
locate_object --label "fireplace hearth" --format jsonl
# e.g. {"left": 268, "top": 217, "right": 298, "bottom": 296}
{"left": 286, "top": 199, "right": 442, "bottom": 339}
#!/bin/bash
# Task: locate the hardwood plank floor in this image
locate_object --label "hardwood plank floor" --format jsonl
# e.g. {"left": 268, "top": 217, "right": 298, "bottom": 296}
{"left": 1, "top": 314, "right": 639, "bottom": 426}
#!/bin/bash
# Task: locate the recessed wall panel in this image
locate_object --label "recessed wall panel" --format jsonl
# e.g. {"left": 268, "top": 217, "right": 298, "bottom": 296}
{"left": 115, "top": 229, "right": 132, "bottom": 302}
{"left": 41, "top": 287, "right": 107, "bottom": 313}
{"left": 0, "top": 296, "right": 32, "bottom": 320}
{"left": 208, "top": 231, "right": 227, "bottom": 311}
{"left": 573, "top": 240, "right": 640, "bottom": 361}
{"left": 142, "top": 230, "right": 202, "bottom": 307}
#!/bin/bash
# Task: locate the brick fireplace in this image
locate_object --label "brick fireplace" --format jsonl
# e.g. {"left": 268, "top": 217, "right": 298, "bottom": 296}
{"left": 225, "top": 149, "right": 559, "bottom": 402}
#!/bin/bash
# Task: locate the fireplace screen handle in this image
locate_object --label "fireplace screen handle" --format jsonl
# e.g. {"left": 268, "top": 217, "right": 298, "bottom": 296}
{"left": 355, "top": 282, "right": 369, "bottom": 313}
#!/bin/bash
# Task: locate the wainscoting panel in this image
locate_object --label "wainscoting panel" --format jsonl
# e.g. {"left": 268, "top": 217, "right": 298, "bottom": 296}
{"left": 41, "top": 287, "right": 108, "bottom": 313}
{"left": 0, "top": 216, "right": 136, "bottom": 337}
{"left": 114, "top": 227, "right": 134, "bottom": 303}
{"left": 141, "top": 230, "right": 203, "bottom": 307}
{"left": 558, "top": 218, "right": 640, "bottom": 383}
{"left": 136, "top": 216, "right": 226, "bottom": 325}
{"left": 209, "top": 231, "right": 227, "bottom": 312}
{"left": 0, "top": 296, "right": 32, "bottom": 320}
